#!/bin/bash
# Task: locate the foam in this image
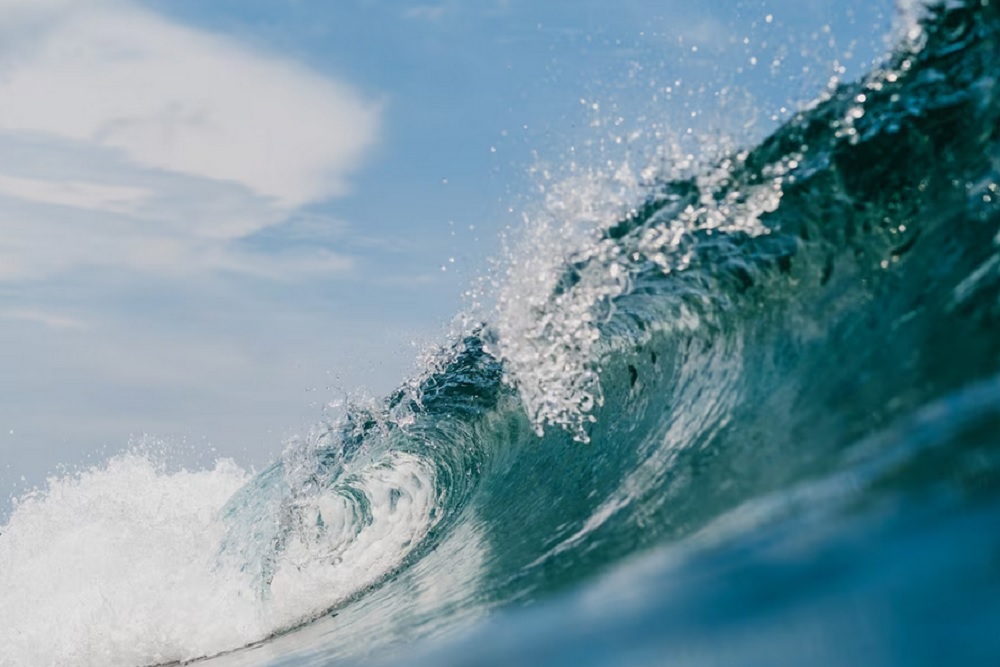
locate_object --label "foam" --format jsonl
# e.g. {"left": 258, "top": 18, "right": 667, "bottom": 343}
{"left": 0, "top": 449, "right": 437, "bottom": 666}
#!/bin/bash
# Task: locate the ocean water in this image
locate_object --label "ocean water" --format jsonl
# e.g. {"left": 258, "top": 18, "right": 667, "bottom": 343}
{"left": 3, "top": 1, "right": 1000, "bottom": 665}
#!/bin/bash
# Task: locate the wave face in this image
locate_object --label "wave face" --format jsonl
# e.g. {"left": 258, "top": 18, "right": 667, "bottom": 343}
{"left": 3, "top": 1, "right": 1000, "bottom": 665}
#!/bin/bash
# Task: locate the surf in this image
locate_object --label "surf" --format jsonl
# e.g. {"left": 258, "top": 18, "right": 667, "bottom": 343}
{"left": 2, "top": 1, "right": 999, "bottom": 665}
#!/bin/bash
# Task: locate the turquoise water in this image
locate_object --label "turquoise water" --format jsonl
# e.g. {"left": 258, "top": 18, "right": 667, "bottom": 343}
{"left": 2, "top": 1, "right": 999, "bottom": 665}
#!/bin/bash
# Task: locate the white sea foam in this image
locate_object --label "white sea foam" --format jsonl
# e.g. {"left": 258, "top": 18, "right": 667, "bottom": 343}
{"left": 0, "top": 449, "right": 437, "bottom": 667}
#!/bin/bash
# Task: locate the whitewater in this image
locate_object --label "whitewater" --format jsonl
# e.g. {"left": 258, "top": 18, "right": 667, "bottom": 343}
{"left": 3, "top": 1, "right": 1000, "bottom": 665}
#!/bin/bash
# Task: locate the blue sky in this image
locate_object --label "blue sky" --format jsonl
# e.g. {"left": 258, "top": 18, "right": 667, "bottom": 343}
{"left": 0, "top": 0, "right": 895, "bottom": 495}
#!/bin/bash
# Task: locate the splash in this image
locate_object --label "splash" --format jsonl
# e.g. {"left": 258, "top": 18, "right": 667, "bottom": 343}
{"left": 2, "top": 2, "right": 999, "bottom": 666}
{"left": 0, "top": 454, "right": 253, "bottom": 666}
{"left": 0, "top": 444, "right": 440, "bottom": 666}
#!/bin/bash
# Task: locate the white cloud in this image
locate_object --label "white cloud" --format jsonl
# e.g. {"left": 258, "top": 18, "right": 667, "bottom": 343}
{"left": 0, "top": 192, "right": 355, "bottom": 281}
{"left": 0, "top": 0, "right": 381, "bottom": 281}
{"left": 0, "top": 174, "right": 150, "bottom": 214}
{"left": 0, "top": 3, "right": 379, "bottom": 206}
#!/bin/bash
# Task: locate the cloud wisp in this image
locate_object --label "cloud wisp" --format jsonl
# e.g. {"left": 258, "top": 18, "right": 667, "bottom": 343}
{"left": 0, "top": 0, "right": 381, "bottom": 281}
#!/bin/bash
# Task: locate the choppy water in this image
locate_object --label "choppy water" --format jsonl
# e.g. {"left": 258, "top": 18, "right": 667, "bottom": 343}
{"left": 3, "top": 1, "right": 1000, "bottom": 665}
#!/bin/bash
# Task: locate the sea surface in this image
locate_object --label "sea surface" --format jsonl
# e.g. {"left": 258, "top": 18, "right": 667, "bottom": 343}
{"left": 3, "top": 1, "right": 1000, "bottom": 665}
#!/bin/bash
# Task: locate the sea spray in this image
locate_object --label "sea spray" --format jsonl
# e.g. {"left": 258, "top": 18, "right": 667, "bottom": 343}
{"left": 2, "top": 2, "right": 999, "bottom": 666}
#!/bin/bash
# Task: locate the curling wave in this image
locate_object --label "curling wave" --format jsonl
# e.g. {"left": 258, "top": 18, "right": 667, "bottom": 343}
{"left": 2, "top": 1, "right": 999, "bottom": 665}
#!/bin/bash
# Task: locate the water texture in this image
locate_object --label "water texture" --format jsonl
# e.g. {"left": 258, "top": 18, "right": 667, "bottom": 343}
{"left": 2, "top": 1, "right": 999, "bottom": 665}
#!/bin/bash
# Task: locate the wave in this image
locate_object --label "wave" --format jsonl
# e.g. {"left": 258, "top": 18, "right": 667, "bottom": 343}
{"left": 2, "top": 1, "right": 999, "bottom": 665}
